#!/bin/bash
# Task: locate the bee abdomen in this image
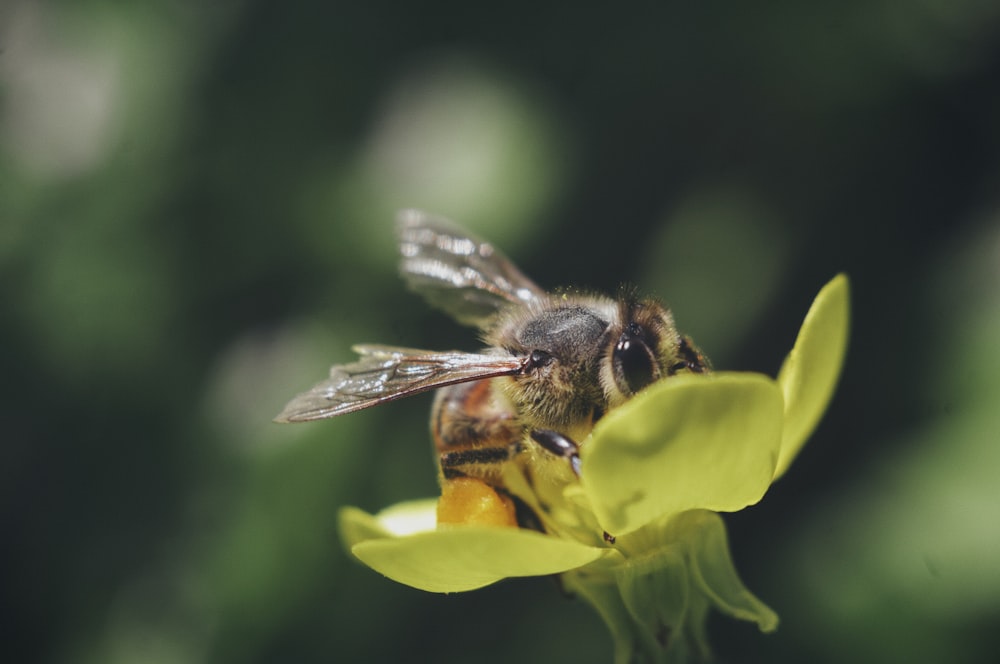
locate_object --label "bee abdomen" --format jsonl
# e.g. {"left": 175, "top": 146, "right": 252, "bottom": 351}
{"left": 431, "top": 380, "right": 522, "bottom": 453}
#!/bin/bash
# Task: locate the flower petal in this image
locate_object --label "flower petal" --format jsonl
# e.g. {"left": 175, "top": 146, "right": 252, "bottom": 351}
{"left": 582, "top": 373, "right": 783, "bottom": 536}
{"left": 340, "top": 499, "right": 439, "bottom": 544}
{"left": 614, "top": 547, "right": 691, "bottom": 657}
{"left": 339, "top": 504, "right": 608, "bottom": 593}
{"left": 681, "top": 510, "right": 779, "bottom": 632}
{"left": 774, "top": 274, "right": 850, "bottom": 479}
{"left": 560, "top": 570, "right": 639, "bottom": 664}
{"left": 565, "top": 510, "right": 777, "bottom": 662}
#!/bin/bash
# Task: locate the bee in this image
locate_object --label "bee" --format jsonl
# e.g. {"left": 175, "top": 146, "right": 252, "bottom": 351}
{"left": 275, "top": 210, "right": 708, "bottom": 532}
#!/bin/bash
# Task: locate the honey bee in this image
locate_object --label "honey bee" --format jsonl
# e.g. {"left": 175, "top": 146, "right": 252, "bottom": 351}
{"left": 275, "top": 210, "right": 707, "bottom": 532}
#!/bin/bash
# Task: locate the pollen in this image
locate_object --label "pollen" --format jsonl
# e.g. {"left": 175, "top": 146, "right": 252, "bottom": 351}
{"left": 437, "top": 477, "right": 518, "bottom": 528}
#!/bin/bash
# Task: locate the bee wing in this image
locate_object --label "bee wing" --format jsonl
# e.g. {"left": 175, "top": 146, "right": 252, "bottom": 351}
{"left": 274, "top": 344, "right": 526, "bottom": 423}
{"left": 397, "top": 209, "right": 546, "bottom": 328}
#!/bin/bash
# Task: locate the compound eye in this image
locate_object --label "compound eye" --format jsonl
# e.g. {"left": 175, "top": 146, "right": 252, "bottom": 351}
{"left": 612, "top": 324, "right": 658, "bottom": 395}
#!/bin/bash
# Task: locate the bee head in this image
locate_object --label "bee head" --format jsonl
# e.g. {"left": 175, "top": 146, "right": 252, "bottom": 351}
{"left": 488, "top": 294, "right": 708, "bottom": 431}
{"left": 600, "top": 297, "right": 707, "bottom": 408}
{"left": 493, "top": 302, "right": 611, "bottom": 429}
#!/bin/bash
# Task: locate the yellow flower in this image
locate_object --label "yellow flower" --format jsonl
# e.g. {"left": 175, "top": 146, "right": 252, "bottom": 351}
{"left": 340, "top": 275, "right": 850, "bottom": 663}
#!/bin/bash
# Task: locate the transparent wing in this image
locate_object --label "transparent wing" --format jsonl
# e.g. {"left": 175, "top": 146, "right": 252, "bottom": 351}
{"left": 397, "top": 209, "right": 545, "bottom": 327}
{"left": 274, "top": 344, "right": 526, "bottom": 423}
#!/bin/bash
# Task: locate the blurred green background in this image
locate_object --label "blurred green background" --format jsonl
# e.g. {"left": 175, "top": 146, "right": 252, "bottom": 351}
{"left": 3, "top": 1, "right": 999, "bottom": 662}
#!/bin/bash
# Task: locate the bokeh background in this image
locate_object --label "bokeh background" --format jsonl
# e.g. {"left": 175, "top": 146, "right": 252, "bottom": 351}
{"left": 3, "top": 1, "right": 1000, "bottom": 662}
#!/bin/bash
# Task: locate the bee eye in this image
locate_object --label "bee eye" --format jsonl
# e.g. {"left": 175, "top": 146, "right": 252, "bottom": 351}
{"left": 612, "top": 324, "right": 658, "bottom": 395}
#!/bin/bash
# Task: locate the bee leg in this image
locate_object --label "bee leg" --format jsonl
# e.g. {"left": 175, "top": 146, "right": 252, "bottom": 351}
{"left": 529, "top": 429, "right": 582, "bottom": 477}
{"left": 437, "top": 476, "right": 519, "bottom": 527}
{"left": 436, "top": 444, "right": 523, "bottom": 528}
{"left": 529, "top": 429, "right": 616, "bottom": 545}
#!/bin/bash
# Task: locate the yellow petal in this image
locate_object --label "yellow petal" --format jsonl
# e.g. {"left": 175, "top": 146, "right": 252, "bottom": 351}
{"left": 582, "top": 373, "right": 783, "bottom": 536}
{"left": 339, "top": 504, "right": 608, "bottom": 593}
{"left": 340, "top": 499, "right": 439, "bottom": 544}
{"left": 681, "top": 510, "right": 779, "bottom": 633}
{"left": 774, "top": 274, "right": 850, "bottom": 479}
